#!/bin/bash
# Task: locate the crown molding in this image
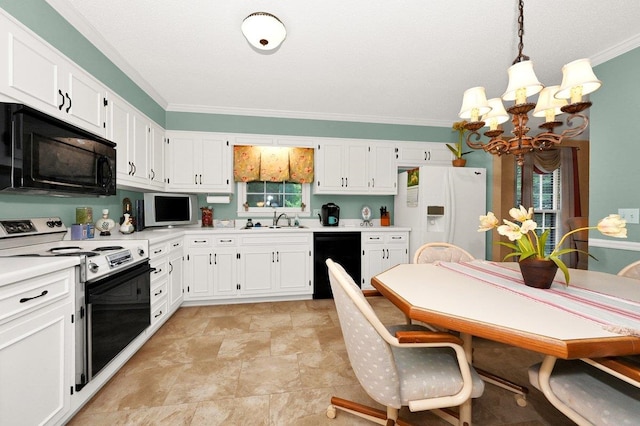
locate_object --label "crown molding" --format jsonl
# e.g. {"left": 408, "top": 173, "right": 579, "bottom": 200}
{"left": 166, "top": 103, "right": 450, "bottom": 127}
{"left": 591, "top": 33, "right": 640, "bottom": 66}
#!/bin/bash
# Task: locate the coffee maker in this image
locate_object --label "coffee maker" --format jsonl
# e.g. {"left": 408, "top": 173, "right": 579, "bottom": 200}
{"left": 320, "top": 203, "right": 340, "bottom": 226}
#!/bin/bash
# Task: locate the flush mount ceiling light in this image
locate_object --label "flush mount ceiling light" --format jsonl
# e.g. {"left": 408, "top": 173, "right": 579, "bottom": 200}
{"left": 458, "top": 0, "right": 602, "bottom": 166}
{"left": 241, "top": 12, "right": 286, "bottom": 51}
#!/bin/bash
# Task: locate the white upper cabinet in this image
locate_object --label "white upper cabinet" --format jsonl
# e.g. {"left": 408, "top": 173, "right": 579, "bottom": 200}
{"left": 368, "top": 143, "right": 397, "bottom": 194}
{"left": 0, "top": 12, "right": 106, "bottom": 137}
{"left": 106, "top": 91, "right": 164, "bottom": 191}
{"left": 165, "top": 131, "right": 232, "bottom": 193}
{"left": 395, "top": 141, "right": 453, "bottom": 167}
{"left": 148, "top": 121, "right": 165, "bottom": 189}
{"left": 315, "top": 139, "right": 396, "bottom": 195}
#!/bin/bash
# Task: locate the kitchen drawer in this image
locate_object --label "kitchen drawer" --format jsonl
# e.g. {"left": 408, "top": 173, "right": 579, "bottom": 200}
{"left": 0, "top": 268, "right": 73, "bottom": 323}
{"left": 169, "top": 238, "right": 184, "bottom": 251}
{"left": 150, "top": 281, "right": 167, "bottom": 305}
{"left": 214, "top": 236, "right": 237, "bottom": 246}
{"left": 186, "top": 237, "right": 213, "bottom": 247}
{"left": 150, "top": 242, "right": 169, "bottom": 258}
{"left": 150, "top": 257, "right": 169, "bottom": 283}
{"left": 150, "top": 298, "right": 168, "bottom": 327}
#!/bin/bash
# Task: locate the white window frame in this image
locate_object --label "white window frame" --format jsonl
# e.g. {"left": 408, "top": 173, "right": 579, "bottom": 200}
{"left": 236, "top": 181, "right": 311, "bottom": 218}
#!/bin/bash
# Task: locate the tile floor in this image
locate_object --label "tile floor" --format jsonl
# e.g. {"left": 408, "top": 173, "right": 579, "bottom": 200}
{"left": 68, "top": 298, "right": 574, "bottom": 425}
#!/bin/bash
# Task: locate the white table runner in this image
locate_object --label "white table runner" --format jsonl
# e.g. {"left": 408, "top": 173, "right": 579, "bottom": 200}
{"left": 439, "top": 261, "right": 640, "bottom": 337}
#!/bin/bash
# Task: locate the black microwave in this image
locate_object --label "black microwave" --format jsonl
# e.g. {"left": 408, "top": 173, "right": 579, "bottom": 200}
{"left": 0, "top": 103, "right": 116, "bottom": 196}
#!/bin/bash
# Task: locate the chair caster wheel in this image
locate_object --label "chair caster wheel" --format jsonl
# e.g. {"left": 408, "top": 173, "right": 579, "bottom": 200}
{"left": 326, "top": 405, "right": 337, "bottom": 419}
{"left": 515, "top": 394, "right": 527, "bottom": 407}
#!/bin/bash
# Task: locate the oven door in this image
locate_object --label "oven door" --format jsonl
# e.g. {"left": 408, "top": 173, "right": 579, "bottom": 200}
{"left": 85, "top": 261, "right": 152, "bottom": 381}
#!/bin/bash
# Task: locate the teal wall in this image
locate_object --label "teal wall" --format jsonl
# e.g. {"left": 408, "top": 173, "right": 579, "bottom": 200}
{"left": 588, "top": 47, "right": 640, "bottom": 273}
{"left": 0, "top": 189, "right": 140, "bottom": 227}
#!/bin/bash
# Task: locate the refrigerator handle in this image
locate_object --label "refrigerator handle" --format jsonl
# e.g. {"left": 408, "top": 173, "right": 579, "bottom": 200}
{"left": 445, "top": 170, "right": 455, "bottom": 243}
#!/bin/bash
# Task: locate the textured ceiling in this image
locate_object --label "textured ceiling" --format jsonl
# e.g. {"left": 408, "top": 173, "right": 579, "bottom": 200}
{"left": 47, "top": 0, "right": 640, "bottom": 126}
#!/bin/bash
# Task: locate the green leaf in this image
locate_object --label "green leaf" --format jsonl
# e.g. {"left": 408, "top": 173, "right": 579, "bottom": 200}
{"left": 446, "top": 143, "right": 461, "bottom": 157}
{"left": 549, "top": 255, "right": 570, "bottom": 284}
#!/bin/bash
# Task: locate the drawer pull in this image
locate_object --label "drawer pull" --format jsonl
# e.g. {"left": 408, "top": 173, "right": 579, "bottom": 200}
{"left": 154, "top": 289, "right": 163, "bottom": 296}
{"left": 154, "top": 310, "right": 163, "bottom": 318}
{"left": 220, "top": 239, "right": 232, "bottom": 243}
{"left": 20, "top": 290, "right": 49, "bottom": 303}
{"left": 153, "top": 249, "right": 163, "bottom": 254}
{"left": 194, "top": 240, "right": 207, "bottom": 243}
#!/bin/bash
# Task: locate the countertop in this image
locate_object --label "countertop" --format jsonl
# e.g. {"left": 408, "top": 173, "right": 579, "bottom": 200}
{"left": 0, "top": 256, "right": 79, "bottom": 285}
{"left": 77, "top": 221, "right": 411, "bottom": 245}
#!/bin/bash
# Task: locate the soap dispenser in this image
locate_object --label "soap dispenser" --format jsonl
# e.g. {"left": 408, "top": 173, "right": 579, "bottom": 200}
{"left": 294, "top": 214, "right": 300, "bottom": 227}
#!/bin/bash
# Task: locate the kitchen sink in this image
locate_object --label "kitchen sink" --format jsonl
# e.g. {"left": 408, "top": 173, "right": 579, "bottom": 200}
{"left": 241, "top": 225, "right": 308, "bottom": 230}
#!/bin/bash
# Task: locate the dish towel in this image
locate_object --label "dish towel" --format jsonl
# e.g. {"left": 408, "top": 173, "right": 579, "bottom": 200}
{"left": 439, "top": 260, "right": 640, "bottom": 337}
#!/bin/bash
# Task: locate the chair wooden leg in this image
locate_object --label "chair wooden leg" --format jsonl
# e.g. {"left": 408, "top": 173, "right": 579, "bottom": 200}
{"left": 329, "top": 396, "right": 389, "bottom": 425}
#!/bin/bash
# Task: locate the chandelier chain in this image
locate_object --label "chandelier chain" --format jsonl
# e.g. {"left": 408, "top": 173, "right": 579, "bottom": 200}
{"left": 513, "top": 0, "right": 529, "bottom": 64}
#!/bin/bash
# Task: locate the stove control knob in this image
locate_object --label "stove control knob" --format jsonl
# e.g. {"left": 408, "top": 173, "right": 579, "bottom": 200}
{"left": 54, "top": 220, "right": 63, "bottom": 227}
{"left": 46, "top": 220, "right": 55, "bottom": 228}
{"left": 138, "top": 248, "right": 145, "bottom": 257}
{"left": 88, "top": 263, "right": 99, "bottom": 273}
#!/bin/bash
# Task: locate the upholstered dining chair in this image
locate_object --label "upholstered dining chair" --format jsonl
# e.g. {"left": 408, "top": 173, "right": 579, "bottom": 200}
{"left": 528, "top": 356, "right": 640, "bottom": 425}
{"left": 412, "top": 242, "right": 474, "bottom": 264}
{"left": 325, "top": 258, "right": 485, "bottom": 426}
{"left": 413, "top": 242, "right": 529, "bottom": 407}
{"left": 617, "top": 259, "right": 640, "bottom": 279}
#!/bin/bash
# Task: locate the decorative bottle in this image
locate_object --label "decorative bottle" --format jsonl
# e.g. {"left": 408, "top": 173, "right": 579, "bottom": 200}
{"left": 119, "top": 213, "right": 135, "bottom": 234}
{"left": 95, "top": 209, "right": 116, "bottom": 236}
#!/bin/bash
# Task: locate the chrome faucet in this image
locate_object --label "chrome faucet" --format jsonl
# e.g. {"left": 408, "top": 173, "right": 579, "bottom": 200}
{"left": 275, "top": 212, "right": 290, "bottom": 227}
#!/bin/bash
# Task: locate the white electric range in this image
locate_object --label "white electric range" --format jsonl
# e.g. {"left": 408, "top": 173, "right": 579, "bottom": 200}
{"left": 0, "top": 217, "right": 152, "bottom": 389}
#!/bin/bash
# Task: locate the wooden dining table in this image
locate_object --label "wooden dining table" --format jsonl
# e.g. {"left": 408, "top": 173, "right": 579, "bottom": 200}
{"left": 371, "top": 260, "right": 640, "bottom": 424}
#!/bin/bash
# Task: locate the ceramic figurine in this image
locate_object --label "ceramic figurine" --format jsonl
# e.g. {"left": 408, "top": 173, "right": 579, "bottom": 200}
{"left": 95, "top": 209, "right": 116, "bottom": 236}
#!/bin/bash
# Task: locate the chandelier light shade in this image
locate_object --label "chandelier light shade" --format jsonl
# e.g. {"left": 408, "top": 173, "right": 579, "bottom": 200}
{"left": 556, "top": 58, "right": 602, "bottom": 104}
{"left": 458, "top": 87, "right": 491, "bottom": 122}
{"left": 502, "top": 61, "right": 543, "bottom": 104}
{"left": 241, "top": 12, "right": 286, "bottom": 51}
{"left": 533, "top": 85, "right": 568, "bottom": 124}
{"left": 483, "top": 98, "right": 510, "bottom": 131}
{"left": 458, "top": 0, "right": 602, "bottom": 166}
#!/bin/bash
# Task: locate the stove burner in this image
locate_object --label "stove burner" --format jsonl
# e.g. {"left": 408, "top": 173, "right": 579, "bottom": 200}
{"left": 49, "top": 246, "right": 83, "bottom": 254}
{"left": 56, "top": 252, "right": 99, "bottom": 257}
{"left": 92, "top": 246, "right": 125, "bottom": 252}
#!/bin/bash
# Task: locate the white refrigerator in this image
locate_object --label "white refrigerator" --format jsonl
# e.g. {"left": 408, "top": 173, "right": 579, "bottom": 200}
{"left": 394, "top": 166, "right": 487, "bottom": 260}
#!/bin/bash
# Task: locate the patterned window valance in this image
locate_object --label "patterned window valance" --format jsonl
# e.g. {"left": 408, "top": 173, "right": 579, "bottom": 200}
{"left": 233, "top": 146, "right": 314, "bottom": 184}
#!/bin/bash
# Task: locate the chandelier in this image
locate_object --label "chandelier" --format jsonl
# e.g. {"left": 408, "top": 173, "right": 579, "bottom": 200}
{"left": 458, "top": 0, "right": 601, "bottom": 166}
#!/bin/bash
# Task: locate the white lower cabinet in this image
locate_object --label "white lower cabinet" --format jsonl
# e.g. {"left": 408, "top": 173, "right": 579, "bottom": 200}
{"left": 238, "top": 234, "right": 312, "bottom": 297}
{"left": 183, "top": 232, "right": 313, "bottom": 302}
{"left": 361, "top": 231, "right": 409, "bottom": 290}
{"left": 184, "top": 237, "right": 215, "bottom": 301}
{"left": 149, "top": 238, "right": 183, "bottom": 330}
{"left": 167, "top": 239, "right": 184, "bottom": 312}
{"left": 149, "top": 241, "right": 170, "bottom": 330}
{"left": 0, "top": 268, "right": 74, "bottom": 426}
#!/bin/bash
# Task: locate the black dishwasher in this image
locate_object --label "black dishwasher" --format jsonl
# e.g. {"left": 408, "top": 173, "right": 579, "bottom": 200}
{"left": 313, "top": 232, "right": 361, "bottom": 299}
